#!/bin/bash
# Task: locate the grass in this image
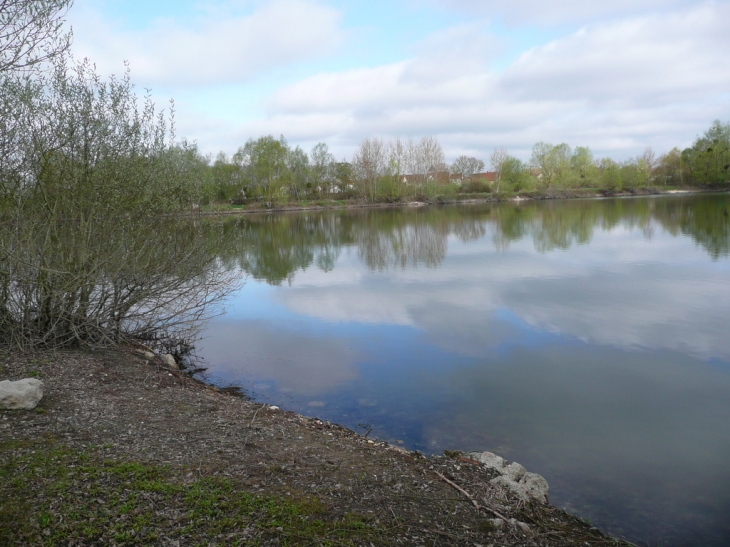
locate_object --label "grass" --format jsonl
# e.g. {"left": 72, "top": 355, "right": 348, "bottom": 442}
{"left": 0, "top": 437, "right": 385, "bottom": 546}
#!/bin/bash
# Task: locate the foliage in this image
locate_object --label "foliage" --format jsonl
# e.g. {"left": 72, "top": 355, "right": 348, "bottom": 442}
{"left": 0, "top": 57, "right": 232, "bottom": 350}
{"left": 0, "top": 0, "right": 72, "bottom": 74}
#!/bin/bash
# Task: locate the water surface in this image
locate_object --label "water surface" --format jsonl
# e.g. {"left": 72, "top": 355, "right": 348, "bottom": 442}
{"left": 198, "top": 194, "right": 730, "bottom": 547}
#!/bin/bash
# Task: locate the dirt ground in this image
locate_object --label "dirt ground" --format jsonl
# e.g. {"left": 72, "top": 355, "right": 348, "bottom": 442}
{"left": 1, "top": 348, "right": 635, "bottom": 546}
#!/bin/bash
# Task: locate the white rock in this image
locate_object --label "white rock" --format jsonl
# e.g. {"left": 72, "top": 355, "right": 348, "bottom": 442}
{"left": 0, "top": 378, "right": 44, "bottom": 410}
{"left": 508, "top": 519, "right": 531, "bottom": 533}
{"left": 468, "top": 451, "right": 506, "bottom": 472}
{"left": 161, "top": 354, "right": 178, "bottom": 369}
{"left": 489, "top": 518, "right": 504, "bottom": 528}
{"left": 490, "top": 475, "right": 530, "bottom": 502}
{"left": 506, "top": 462, "right": 526, "bottom": 482}
{"left": 520, "top": 472, "right": 549, "bottom": 504}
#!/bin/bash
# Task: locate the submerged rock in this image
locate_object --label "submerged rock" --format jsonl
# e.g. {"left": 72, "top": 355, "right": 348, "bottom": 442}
{"left": 467, "top": 450, "right": 549, "bottom": 504}
{"left": 0, "top": 378, "right": 44, "bottom": 410}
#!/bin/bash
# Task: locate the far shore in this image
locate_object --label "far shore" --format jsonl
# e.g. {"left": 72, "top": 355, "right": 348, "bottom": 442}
{"left": 192, "top": 185, "right": 730, "bottom": 218}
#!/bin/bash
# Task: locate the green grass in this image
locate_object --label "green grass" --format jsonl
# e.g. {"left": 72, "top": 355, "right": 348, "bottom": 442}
{"left": 0, "top": 438, "right": 385, "bottom": 546}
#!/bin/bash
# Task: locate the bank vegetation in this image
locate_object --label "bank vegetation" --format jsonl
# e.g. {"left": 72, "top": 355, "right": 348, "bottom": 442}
{"left": 188, "top": 122, "right": 730, "bottom": 210}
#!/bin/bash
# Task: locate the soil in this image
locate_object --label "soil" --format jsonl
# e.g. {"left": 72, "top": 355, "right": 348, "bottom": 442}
{"left": 1, "top": 348, "right": 635, "bottom": 546}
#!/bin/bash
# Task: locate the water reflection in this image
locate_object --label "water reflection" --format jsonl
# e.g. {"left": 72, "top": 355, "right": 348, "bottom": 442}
{"left": 200, "top": 193, "right": 730, "bottom": 547}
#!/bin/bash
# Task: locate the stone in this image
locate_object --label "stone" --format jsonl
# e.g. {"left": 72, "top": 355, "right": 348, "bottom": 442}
{"left": 133, "top": 349, "right": 155, "bottom": 359}
{"left": 467, "top": 451, "right": 506, "bottom": 472}
{"left": 490, "top": 475, "right": 530, "bottom": 502}
{"left": 0, "top": 378, "right": 44, "bottom": 410}
{"left": 508, "top": 519, "right": 531, "bottom": 533}
{"left": 520, "top": 472, "right": 549, "bottom": 504}
{"left": 161, "top": 354, "right": 178, "bottom": 369}
{"left": 468, "top": 450, "right": 549, "bottom": 504}
{"left": 506, "top": 462, "right": 526, "bottom": 482}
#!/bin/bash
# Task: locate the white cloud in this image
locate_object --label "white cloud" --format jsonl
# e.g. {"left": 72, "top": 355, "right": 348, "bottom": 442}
{"left": 425, "top": 0, "right": 701, "bottom": 25}
{"left": 70, "top": 0, "right": 343, "bottom": 86}
{"left": 272, "top": 223, "right": 730, "bottom": 362}
{"left": 502, "top": 4, "right": 730, "bottom": 105}
{"left": 244, "top": 2, "right": 730, "bottom": 160}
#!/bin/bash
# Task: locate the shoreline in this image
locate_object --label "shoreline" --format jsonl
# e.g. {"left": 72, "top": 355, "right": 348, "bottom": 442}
{"left": 1, "top": 347, "right": 636, "bottom": 546}
{"left": 192, "top": 185, "right": 730, "bottom": 218}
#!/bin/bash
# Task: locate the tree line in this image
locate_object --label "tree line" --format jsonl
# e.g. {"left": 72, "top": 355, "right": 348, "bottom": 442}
{"left": 181, "top": 121, "right": 730, "bottom": 207}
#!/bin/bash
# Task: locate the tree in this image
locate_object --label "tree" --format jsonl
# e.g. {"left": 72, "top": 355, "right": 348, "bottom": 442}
{"left": 501, "top": 156, "right": 530, "bottom": 192}
{"left": 570, "top": 146, "right": 595, "bottom": 185}
{"left": 234, "top": 135, "right": 290, "bottom": 206}
{"left": 451, "top": 155, "right": 485, "bottom": 183}
{"left": 310, "top": 142, "right": 335, "bottom": 196}
{"left": 657, "top": 147, "right": 682, "bottom": 186}
{"left": 0, "top": 0, "right": 73, "bottom": 74}
{"left": 489, "top": 148, "right": 508, "bottom": 191}
{"left": 639, "top": 147, "right": 656, "bottom": 187}
{"left": 352, "top": 137, "right": 387, "bottom": 201}
{"left": 0, "top": 56, "right": 233, "bottom": 350}
{"left": 531, "top": 142, "right": 571, "bottom": 188}
{"left": 286, "top": 145, "right": 309, "bottom": 199}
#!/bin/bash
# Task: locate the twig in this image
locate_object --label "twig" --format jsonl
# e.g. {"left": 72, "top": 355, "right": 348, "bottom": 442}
{"left": 241, "top": 404, "right": 265, "bottom": 451}
{"left": 434, "top": 471, "right": 510, "bottom": 524}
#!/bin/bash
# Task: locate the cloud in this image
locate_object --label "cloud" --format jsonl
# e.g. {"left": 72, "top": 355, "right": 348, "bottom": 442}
{"left": 199, "top": 320, "right": 360, "bottom": 395}
{"left": 272, "top": 223, "right": 730, "bottom": 363}
{"left": 70, "top": 0, "right": 343, "bottom": 86}
{"left": 501, "top": 4, "right": 730, "bottom": 105}
{"left": 425, "top": 0, "right": 701, "bottom": 25}
{"left": 245, "top": 2, "right": 730, "bottom": 160}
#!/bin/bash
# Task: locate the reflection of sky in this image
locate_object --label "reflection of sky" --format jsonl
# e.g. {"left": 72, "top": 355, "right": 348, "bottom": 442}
{"left": 197, "top": 201, "right": 730, "bottom": 547}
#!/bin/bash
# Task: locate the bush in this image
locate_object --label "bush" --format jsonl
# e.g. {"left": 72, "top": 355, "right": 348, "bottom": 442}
{"left": 0, "top": 57, "right": 234, "bottom": 350}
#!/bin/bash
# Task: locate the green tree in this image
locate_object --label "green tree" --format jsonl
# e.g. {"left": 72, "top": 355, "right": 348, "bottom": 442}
{"left": 531, "top": 142, "right": 571, "bottom": 188}
{"left": 234, "top": 135, "right": 291, "bottom": 207}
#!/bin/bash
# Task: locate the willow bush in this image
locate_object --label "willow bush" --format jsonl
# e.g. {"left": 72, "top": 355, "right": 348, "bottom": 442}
{"left": 0, "top": 57, "right": 237, "bottom": 350}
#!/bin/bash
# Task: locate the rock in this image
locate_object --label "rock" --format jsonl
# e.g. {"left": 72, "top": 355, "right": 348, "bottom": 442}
{"left": 161, "top": 354, "right": 178, "bottom": 369}
{"left": 508, "top": 518, "right": 531, "bottom": 533}
{"left": 0, "top": 378, "right": 44, "bottom": 410}
{"left": 467, "top": 451, "right": 506, "bottom": 472}
{"left": 489, "top": 518, "right": 504, "bottom": 528}
{"left": 520, "top": 472, "right": 549, "bottom": 504}
{"left": 133, "top": 349, "right": 155, "bottom": 359}
{"left": 506, "top": 462, "right": 526, "bottom": 482}
{"left": 490, "top": 475, "right": 530, "bottom": 502}
{"left": 469, "top": 450, "right": 549, "bottom": 503}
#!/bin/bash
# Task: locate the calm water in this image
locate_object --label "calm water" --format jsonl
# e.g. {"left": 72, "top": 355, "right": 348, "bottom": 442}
{"left": 197, "top": 194, "right": 730, "bottom": 547}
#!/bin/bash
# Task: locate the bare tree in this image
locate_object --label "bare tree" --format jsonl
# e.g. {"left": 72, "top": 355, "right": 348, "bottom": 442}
{"left": 490, "top": 147, "right": 509, "bottom": 191}
{"left": 352, "top": 137, "right": 387, "bottom": 201}
{"left": 0, "top": 0, "right": 73, "bottom": 74}
{"left": 451, "top": 155, "right": 485, "bottom": 183}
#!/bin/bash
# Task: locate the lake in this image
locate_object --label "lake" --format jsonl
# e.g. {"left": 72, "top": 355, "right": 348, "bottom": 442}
{"left": 197, "top": 193, "right": 730, "bottom": 547}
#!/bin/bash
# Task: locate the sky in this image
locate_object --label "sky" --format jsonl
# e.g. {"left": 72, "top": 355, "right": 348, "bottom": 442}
{"left": 66, "top": 0, "right": 730, "bottom": 163}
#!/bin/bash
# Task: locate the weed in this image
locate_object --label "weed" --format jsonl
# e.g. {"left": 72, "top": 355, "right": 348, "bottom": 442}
{"left": 0, "top": 437, "right": 385, "bottom": 546}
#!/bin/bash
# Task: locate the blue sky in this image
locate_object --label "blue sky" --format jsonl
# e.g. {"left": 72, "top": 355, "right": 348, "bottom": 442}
{"left": 67, "top": 0, "right": 730, "bottom": 162}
